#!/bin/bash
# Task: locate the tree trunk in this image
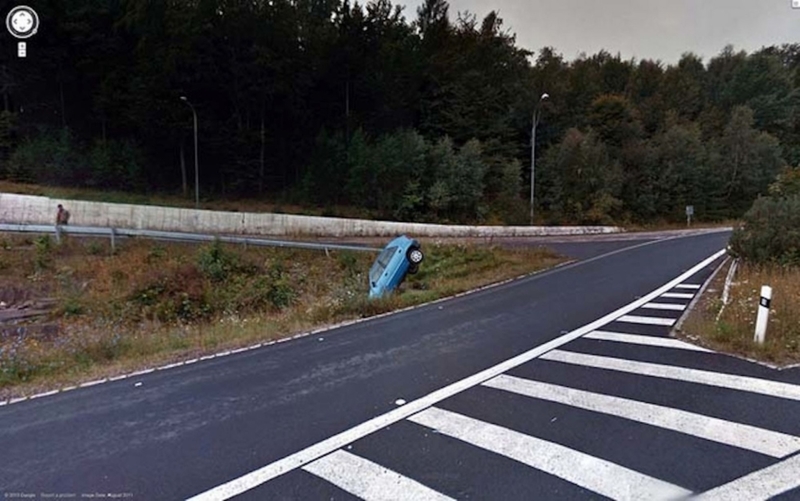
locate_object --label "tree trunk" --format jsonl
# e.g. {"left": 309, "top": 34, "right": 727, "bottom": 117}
{"left": 180, "top": 138, "right": 188, "bottom": 197}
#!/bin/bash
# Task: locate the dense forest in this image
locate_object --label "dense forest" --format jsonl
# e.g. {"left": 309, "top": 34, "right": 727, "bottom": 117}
{"left": 0, "top": 0, "right": 798, "bottom": 224}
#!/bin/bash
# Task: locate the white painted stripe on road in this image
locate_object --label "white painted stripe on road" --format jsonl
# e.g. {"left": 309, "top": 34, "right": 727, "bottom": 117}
{"left": 303, "top": 450, "right": 454, "bottom": 501}
{"left": 408, "top": 407, "right": 691, "bottom": 501}
{"left": 184, "top": 249, "right": 726, "bottom": 501}
{"left": 642, "top": 302, "right": 686, "bottom": 311}
{"left": 541, "top": 350, "right": 800, "bottom": 402}
{"left": 696, "top": 453, "right": 800, "bottom": 500}
{"left": 80, "top": 379, "right": 107, "bottom": 388}
{"left": 661, "top": 292, "right": 694, "bottom": 299}
{"left": 483, "top": 375, "right": 800, "bottom": 458}
{"left": 617, "top": 315, "right": 676, "bottom": 326}
{"left": 585, "top": 331, "right": 711, "bottom": 352}
{"left": 676, "top": 284, "right": 701, "bottom": 290}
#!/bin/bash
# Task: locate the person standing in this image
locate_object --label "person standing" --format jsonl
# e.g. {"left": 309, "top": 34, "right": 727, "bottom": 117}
{"left": 56, "top": 204, "right": 70, "bottom": 225}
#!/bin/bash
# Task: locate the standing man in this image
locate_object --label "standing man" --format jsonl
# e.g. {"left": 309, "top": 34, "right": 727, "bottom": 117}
{"left": 56, "top": 204, "right": 70, "bottom": 225}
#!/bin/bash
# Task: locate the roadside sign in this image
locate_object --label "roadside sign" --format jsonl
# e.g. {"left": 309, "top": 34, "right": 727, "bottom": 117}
{"left": 686, "top": 205, "right": 694, "bottom": 227}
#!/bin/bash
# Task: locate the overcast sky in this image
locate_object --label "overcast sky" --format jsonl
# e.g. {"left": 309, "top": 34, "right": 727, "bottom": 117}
{"left": 398, "top": 0, "right": 799, "bottom": 63}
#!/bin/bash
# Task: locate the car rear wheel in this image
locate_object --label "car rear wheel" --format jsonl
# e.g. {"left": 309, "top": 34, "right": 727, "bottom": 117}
{"left": 407, "top": 247, "right": 424, "bottom": 264}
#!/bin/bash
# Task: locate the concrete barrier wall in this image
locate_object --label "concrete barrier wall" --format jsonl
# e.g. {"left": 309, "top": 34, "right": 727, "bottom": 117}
{"left": 0, "top": 193, "right": 623, "bottom": 237}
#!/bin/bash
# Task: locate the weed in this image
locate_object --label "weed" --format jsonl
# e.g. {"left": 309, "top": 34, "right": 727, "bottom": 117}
{"left": 86, "top": 241, "right": 105, "bottom": 256}
{"left": 34, "top": 235, "right": 53, "bottom": 271}
{"left": 62, "top": 297, "right": 84, "bottom": 316}
{"left": 197, "top": 240, "right": 239, "bottom": 282}
{"left": 146, "top": 244, "right": 166, "bottom": 263}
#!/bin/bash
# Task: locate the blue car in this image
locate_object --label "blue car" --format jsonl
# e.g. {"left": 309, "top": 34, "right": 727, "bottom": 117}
{"left": 369, "top": 235, "right": 424, "bottom": 299}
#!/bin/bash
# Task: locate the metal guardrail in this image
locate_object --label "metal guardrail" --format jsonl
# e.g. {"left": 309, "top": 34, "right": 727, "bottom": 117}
{"left": 0, "top": 223, "right": 382, "bottom": 253}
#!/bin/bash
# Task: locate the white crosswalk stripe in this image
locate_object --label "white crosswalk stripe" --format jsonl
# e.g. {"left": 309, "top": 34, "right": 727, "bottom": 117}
{"left": 661, "top": 292, "right": 694, "bottom": 299}
{"left": 696, "top": 453, "right": 800, "bottom": 501}
{"left": 617, "top": 315, "right": 676, "bottom": 326}
{"left": 303, "top": 450, "right": 454, "bottom": 501}
{"left": 676, "top": 284, "right": 701, "bottom": 290}
{"left": 482, "top": 374, "right": 800, "bottom": 458}
{"left": 641, "top": 302, "right": 686, "bottom": 311}
{"left": 408, "top": 407, "right": 692, "bottom": 501}
{"left": 585, "top": 331, "right": 710, "bottom": 352}
{"left": 541, "top": 350, "right": 800, "bottom": 401}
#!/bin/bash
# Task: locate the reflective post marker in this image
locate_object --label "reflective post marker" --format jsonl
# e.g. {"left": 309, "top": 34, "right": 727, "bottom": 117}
{"left": 754, "top": 286, "right": 772, "bottom": 345}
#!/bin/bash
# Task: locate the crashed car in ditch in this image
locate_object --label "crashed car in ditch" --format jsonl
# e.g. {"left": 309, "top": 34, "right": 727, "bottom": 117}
{"left": 368, "top": 235, "right": 424, "bottom": 299}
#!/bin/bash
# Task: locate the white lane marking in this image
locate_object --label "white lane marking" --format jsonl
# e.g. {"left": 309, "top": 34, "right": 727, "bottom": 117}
{"left": 584, "top": 331, "right": 711, "bottom": 352}
{"left": 408, "top": 407, "right": 691, "bottom": 501}
{"left": 303, "top": 450, "right": 454, "bottom": 501}
{"left": 661, "top": 292, "right": 694, "bottom": 299}
{"left": 696, "top": 453, "right": 800, "bottom": 500}
{"left": 184, "top": 249, "right": 726, "bottom": 501}
{"left": 483, "top": 375, "right": 800, "bottom": 458}
{"left": 541, "top": 350, "right": 800, "bottom": 401}
{"left": 641, "top": 302, "right": 686, "bottom": 311}
{"left": 676, "top": 284, "right": 701, "bottom": 290}
{"left": 617, "top": 315, "right": 676, "bottom": 326}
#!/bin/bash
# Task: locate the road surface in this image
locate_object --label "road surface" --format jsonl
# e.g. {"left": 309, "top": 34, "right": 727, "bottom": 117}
{"left": 3, "top": 230, "right": 800, "bottom": 500}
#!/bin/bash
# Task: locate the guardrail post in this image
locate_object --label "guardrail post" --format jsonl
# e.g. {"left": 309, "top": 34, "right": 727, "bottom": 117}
{"left": 754, "top": 285, "right": 772, "bottom": 345}
{"left": 110, "top": 228, "right": 116, "bottom": 253}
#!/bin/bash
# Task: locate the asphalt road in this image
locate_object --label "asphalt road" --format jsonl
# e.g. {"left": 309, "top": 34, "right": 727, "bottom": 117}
{"left": 3, "top": 229, "right": 799, "bottom": 500}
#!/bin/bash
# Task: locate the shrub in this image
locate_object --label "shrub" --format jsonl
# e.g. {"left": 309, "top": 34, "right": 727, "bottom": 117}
{"left": 266, "top": 263, "right": 296, "bottom": 310}
{"left": 197, "top": 240, "right": 239, "bottom": 282}
{"left": 34, "top": 235, "right": 53, "bottom": 271}
{"left": 729, "top": 195, "right": 800, "bottom": 266}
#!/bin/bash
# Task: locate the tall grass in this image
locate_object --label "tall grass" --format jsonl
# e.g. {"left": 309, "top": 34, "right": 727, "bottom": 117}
{"left": 682, "top": 263, "right": 800, "bottom": 364}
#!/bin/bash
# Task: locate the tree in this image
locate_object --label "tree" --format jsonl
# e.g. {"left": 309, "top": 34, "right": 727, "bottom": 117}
{"left": 711, "top": 106, "right": 786, "bottom": 215}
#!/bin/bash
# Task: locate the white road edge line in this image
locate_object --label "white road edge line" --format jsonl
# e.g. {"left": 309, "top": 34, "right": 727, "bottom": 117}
{"left": 661, "top": 292, "right": 694, "bottom": 299}
{"left": 184, "top": 248, "right": 726, "bottom": 501}
{"left": 541, "top": 350, "right": 800, "bottom": 402}
{"left": 584, "top": 331, "right": 711, "bottom": 352}
{"left": 482, "top": 375, "right": 800, "bottom": 458}
{"left": 302, "top": 450, "right": 454, "bottom": 501}
{"left": 617, "top": 315, "right": 676, "bottom": 326}
{"left": 408, "top": 407, "right": 691, "bottom": 501}
{"left": 695, "top": 453, "right": 800, "bottom": 500}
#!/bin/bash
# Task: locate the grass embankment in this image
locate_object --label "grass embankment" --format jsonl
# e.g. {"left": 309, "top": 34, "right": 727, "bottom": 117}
{"left": 679, "top": 261, "right": 800, "bottom": 366}
{"left": 0, "top": 235, "right": 565, "bottom": 398}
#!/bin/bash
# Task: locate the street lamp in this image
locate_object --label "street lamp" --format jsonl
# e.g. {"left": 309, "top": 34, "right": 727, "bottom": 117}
{"left": 180, "top": 96, "right": 200, "bottom": 209}
{"left": 530, "top": 92, "right": 549, "bottom": 225}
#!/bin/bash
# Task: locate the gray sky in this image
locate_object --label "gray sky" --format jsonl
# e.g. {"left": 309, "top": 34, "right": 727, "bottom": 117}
{"left": 398, "top": 0, "right": 799, "bottom": 63}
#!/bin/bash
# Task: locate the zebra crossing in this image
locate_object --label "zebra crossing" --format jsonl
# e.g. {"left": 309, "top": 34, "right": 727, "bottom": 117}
{"left": 192, "top": 261, "right": 800, "bottom": 501}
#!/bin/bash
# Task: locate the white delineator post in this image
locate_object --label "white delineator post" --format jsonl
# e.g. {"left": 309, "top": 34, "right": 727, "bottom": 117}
{"left": 754, "top": 286, "right": 772, "bottom": 344}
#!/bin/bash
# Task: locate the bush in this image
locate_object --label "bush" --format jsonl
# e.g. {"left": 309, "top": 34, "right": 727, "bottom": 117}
{"left": 196, "top": 240, "right": 240, "bottom": 282}
{"left": 729, "top": 195, "right": 800, "bottom": 266}
{"left": 34, "top": 235, "right": 53, "bottom": 271}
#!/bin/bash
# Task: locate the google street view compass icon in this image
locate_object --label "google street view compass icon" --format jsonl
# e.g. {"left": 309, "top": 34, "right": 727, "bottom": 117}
{"left": 6, "top": 5, "right": 39, "bottom": 58}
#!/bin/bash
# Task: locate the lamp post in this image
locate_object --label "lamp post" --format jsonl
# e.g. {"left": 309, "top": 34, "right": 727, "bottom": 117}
{"left": 530, "top": 92, "right": 549, "bottom": 225}
{"left": 180, "top": 96, "right": 200, "bottom": 209}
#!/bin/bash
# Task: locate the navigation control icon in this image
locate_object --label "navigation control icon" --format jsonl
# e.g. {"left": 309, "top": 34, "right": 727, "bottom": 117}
{"left": 5, "top": 5, "right": 39, "bottom": 58}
